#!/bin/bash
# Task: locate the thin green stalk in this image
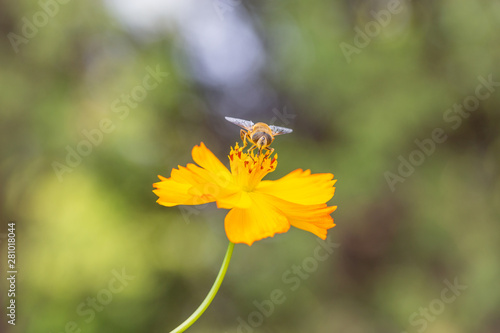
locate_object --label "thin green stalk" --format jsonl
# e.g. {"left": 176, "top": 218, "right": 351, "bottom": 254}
{"left": 170, "top": 241, "right": 235, "bottom": 333}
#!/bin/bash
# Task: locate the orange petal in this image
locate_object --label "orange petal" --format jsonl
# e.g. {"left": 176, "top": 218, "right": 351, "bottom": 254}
{"left": 224, "top": 193, "right": 290, "bottom": 245}
{"left": 153, "top": 143, "right": 237, "bottom": 207}
{"left": 216, "top": 191, "right": 252, "bottom": 209}
{"left": 153, "top": 176, "right": 216, "bottom": 207}
{"left": 256, "top": 169, "right": 336, "bottom": 205}
{"left": 153, "top": 163, "right": 223, "bottom": 207}
{"left": 288, "top": 210, "right": 336, "bottom": 240}
{"left": 192, "top": 142, "right": 232, "bottom": 185}
{"left": 258, "top": 192, "right": 336, "bottom": 239}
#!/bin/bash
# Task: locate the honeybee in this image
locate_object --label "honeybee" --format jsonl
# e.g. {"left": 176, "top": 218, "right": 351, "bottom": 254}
{"left": 225, "top": 116, "right": 293, "bottom": 155}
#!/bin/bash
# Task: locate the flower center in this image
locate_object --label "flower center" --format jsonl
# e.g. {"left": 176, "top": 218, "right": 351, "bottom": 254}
{"left": 228, "top": 143, "right": 278, "bottom": 191}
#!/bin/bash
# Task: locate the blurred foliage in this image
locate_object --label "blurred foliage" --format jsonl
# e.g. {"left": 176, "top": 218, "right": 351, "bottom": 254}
{"left": 1, "top": 0, "right": 500, "bottom": 332}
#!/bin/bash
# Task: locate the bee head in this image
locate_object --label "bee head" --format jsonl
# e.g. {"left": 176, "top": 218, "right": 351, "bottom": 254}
{"left": 252, "top": 132, "right": 273, "bottom": 148}
{"left": 255, "top": 134, "right": 269, "bottom": 149}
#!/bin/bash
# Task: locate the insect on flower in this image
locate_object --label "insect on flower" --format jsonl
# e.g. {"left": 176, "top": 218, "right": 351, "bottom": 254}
{"left": 225, "top": 116, "right": 293, "bottom": 155}
{"left": 154, "top": 117, "right": 337, "bottom": 333}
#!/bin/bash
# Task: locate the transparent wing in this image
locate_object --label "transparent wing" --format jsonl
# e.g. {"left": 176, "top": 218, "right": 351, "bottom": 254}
{"left": 225, "top": 116, "right": 254, "bottom": 130}
{"left": 269, "top": 125, "right": 293, "bottom": 135}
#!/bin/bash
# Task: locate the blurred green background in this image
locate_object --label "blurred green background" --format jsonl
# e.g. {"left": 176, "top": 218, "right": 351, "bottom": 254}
{"left": 1, "top": 0, "right": 500, "bottom": 332}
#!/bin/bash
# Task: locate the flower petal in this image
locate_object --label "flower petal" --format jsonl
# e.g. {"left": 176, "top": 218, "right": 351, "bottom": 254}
{"left": 153, "top": 174, "right": 216, "bottom": 207}
{"left": 192, "top": 142, "right": 232, "bottom": 184}
{"left": 153, "top": 143, "right": 237, "bottom": 207}
{"left": 224, "top": 193, "right": 290, "bottom": 245}
{"left": 153, "top": 162, "right": 224, "bottom": 207}
{"left": 256, "top": 169, "right": 336, "bottom": 205}
{"left": 216, "top": 191, "right": 252, "bottom": 209}
{"left": 287, "top": 205, "right": 336, "bottom": 240}
{"left": 258, "top": 192, "right": 336, "bottom": 239}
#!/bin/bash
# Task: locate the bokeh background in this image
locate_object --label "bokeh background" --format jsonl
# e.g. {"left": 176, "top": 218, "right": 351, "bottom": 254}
{"left": 1, "top": 0, "right": 500, "bottom": 332}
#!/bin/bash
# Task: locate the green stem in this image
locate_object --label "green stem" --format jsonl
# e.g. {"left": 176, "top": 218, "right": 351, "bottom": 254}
{"left": 170, "top": 241, "right": 235, "bottom": 333}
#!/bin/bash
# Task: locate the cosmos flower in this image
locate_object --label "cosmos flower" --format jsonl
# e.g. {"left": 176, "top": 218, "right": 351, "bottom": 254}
{"left": 153, "top": 142, "right": 337, "bottom": 246}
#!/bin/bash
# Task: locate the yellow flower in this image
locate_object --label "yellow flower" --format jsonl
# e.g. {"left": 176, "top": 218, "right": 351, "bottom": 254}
{"left": 153, "top": 142, "right": 337, "bottom": 246}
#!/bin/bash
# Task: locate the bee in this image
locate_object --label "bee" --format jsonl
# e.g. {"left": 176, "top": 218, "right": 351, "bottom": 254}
{"left": 225, "top": 116, "right": 293, "bottom": 155}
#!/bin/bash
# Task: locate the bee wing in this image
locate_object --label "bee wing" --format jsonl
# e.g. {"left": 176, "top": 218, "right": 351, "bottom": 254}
{"left": 269, "top": 125, "right": 293, "bottom": 136}
{"left": 225, "top": 116, "right": 254, "bottom": 130}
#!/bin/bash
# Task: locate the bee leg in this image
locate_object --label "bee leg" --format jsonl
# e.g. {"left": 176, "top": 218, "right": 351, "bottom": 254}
{"left": 247, "top": 144, "right": 256, "bottom": 154}
{"left": 262, "top": 147, "right": 274, "bottom": 156}
{"left": 240, "top": 130, "right": 249, "bottom": 148}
